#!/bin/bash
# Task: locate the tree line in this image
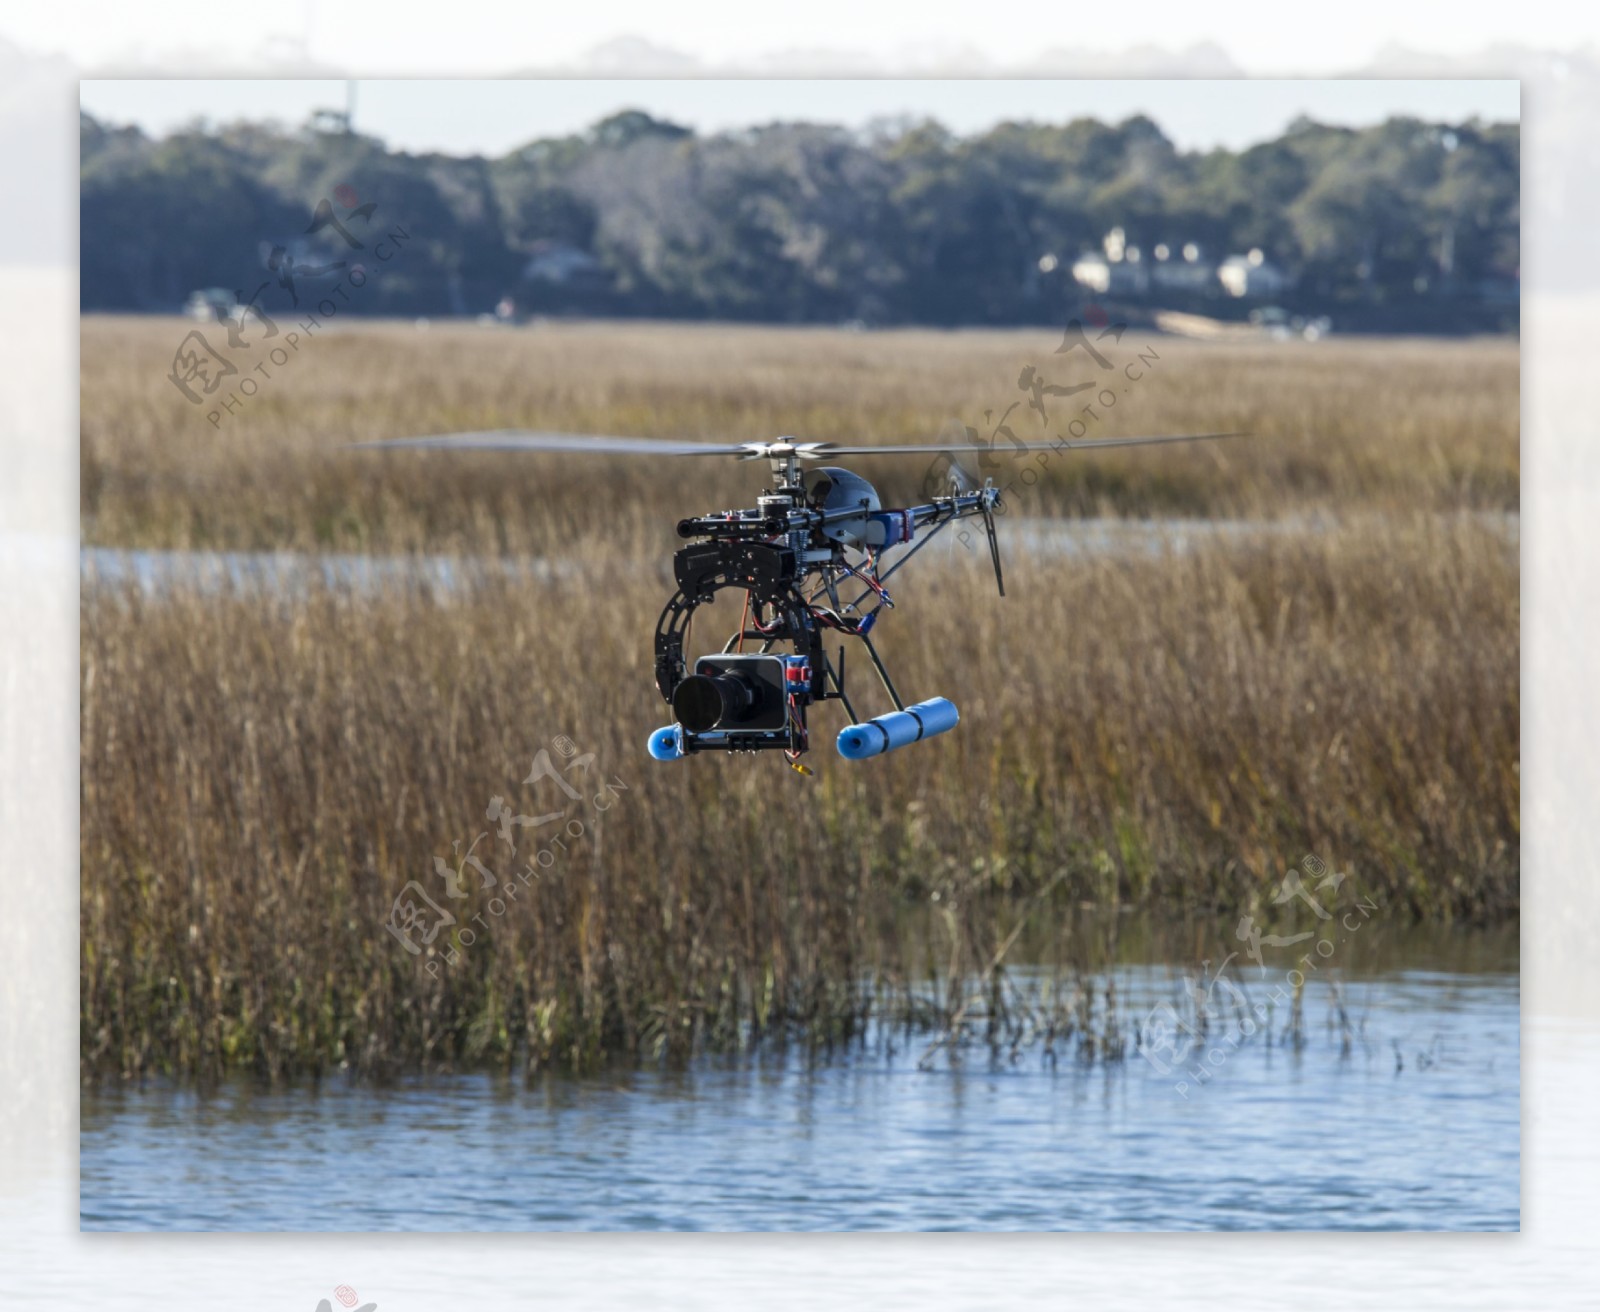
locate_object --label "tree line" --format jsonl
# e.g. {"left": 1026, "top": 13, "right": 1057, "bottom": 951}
{"left": 80, "top": 107, "right": 1519, "bottom": 330}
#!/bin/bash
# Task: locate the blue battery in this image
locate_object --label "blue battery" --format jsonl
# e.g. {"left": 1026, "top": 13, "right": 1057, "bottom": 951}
{"left": 836, "top": 697, "right": 960, "bottom": 760}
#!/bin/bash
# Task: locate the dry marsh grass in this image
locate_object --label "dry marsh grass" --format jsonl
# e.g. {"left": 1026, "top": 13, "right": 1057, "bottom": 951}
{"left": 82, "top": 317, "right": 1519, "bottom": 556}
{"left": 81, "top": 515, "right": 1517, "bottom": 1080}
{"left": 80, "top": 316, "right": 1518, "bottom": 1079}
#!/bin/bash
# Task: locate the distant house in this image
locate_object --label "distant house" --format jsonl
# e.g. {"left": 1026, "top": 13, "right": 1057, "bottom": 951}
{"left": 1073, "top": 230, "right": 1295, "bottom": 302}
{"left": 1073, "top": 227, "right": 1145, "bottom": 296}
{"left": 1218, "top": 250, "right": 1291, "bottom": 299}
{"left": 1071, "top": 252, "right": 1149, "bottom": 297}
{"left": 1074, "top": 231, "right": 1217, "bottom": 298}
{"left": 1149, "top": 241, "right": 1215, "bottom": 292}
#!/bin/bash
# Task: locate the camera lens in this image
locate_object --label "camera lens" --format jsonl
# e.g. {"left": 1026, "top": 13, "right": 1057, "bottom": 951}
{"left": 673, "top": 673, "right": 753, "bottom": 732}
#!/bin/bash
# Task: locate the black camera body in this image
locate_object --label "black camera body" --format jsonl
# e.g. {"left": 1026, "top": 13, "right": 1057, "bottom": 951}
{"left": 671, "top": 654, "right": 789, "bottom": 733}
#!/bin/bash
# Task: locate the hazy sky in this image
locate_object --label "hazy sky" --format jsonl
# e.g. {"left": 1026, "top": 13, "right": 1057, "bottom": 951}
{"left": 12, "top": 0, "right": 1596, "bottom": 73}
{"left": 79, "top": 78, "right": 1520, "bottom": 156}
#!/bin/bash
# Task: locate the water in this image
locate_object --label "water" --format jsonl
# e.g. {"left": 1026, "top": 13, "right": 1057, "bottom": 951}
{"left": 78, "top": 544, "right": 573, "bottom": 595}
{"left": 75, "top": 533, "right": 1521, "bottom": 1232}
{"left": 77, "top": 510, "right": 1518, "bottom": 599}
{"left": 80, "top": 928, "right": 1518, "bottom": 1231}
{"left": 79, "top": 530, "right": 1188, "bottom": 599}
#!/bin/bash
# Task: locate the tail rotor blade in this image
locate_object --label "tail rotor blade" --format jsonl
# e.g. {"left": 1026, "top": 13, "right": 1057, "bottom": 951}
{"left": 981, "top": 500, "right": 1005, "bottom": 598}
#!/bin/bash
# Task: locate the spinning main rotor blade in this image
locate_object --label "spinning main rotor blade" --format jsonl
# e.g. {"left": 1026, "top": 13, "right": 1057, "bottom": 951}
{"left": 353, "top": 430, "right": 1245, "bottom": 458}
{"left": 817, "top": 432, "right": 1246, "bottom": 456}
{"left": 349, "top": 431, "right": 752, "bottom": 456}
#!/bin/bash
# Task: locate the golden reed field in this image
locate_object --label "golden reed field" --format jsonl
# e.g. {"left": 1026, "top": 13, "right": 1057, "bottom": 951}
{"left": 83, "top": 316, "right": 1517, "bottom": 550}
{"left": 80, "top": 317, "right": 1518, "bottom": 1079}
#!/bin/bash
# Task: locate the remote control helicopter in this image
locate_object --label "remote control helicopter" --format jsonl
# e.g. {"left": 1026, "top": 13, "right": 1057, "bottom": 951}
{"left": 360, "top": 428, "right": 1237, "bottom": 773}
